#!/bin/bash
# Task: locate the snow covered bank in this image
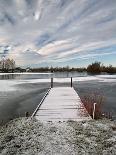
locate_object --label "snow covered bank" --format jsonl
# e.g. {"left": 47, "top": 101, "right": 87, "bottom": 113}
{"left": 0, "top": 118, "right": 116, "bottom": 155}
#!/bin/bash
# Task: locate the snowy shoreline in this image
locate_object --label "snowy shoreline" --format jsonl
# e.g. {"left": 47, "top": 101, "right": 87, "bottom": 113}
{"left": 0, "top": 117, "right": 116, "bottom": 155}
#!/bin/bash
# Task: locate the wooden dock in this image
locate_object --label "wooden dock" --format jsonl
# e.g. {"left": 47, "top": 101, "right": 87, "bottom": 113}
{"left": 34, "top": 87, "right": 91, "bottom": 122}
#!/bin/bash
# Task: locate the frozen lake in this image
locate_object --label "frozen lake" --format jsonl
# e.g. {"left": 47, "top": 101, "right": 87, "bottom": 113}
{"left": 0, "top": 72, "right": 116, "bottom": 124}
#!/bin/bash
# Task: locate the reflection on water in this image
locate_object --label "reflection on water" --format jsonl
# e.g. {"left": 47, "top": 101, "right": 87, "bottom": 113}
{"left": 0, "top": 73, "right": 51, "bottom": 80}
{"left": 0, "top": 74, "right": 19, "bottom": 80}
{"left": 53, "top": 71, "right": 87, "bottom": 78}
{"left": 0, "top": 71, "right": 88, "bottom": 80}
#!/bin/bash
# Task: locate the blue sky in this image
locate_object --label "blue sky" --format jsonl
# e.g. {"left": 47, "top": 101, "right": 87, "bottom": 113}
{"left": 0, "top": 0, "right": 116, "bottom": 67}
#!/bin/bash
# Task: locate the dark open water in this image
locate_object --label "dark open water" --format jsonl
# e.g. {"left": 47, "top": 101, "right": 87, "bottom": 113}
{"left": 0, "top": 72, "right": 116, "bottom": 124}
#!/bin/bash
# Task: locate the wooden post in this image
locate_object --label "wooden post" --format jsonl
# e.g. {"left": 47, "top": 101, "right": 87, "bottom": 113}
{"left": 25, "top": 112, "right": 29, "bottom": 117}
{"left": 93, "top": 103, "right": 97, "bottom": 119}
{"left": 71, "top": 77, "right": 72, "bottom": 87}
{"left": 51, "top": 77, "right": 53, "bottom": 88}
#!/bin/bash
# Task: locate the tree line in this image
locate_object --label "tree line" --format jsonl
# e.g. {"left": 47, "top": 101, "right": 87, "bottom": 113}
{"left": 30, "top": 62, "right": 116, "bottom": 73}
{"left": 0, "top": 59, "right": 116, "bottom": 73}
{"left": 31, "top": 66, "right": 86, "bottom": 72}
{"left": 0, "top": 58, "right": 15, "bottom": 73}
{"left": 87, "top": 62, "right": 116, "bottom": 73}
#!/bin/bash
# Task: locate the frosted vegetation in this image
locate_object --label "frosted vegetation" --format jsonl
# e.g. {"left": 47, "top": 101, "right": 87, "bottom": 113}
{"left": 0, "top": 117, "right": 116, "bottom": 155}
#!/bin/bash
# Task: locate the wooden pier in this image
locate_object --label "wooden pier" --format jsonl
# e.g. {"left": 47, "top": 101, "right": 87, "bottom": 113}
{"left": 33, "top": 85, "right": 91, "bottom": 122}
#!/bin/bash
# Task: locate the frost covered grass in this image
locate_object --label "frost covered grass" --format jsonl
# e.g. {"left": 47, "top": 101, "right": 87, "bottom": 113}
{"left": 0, "top": 117, "right": 116, "bottom": 155}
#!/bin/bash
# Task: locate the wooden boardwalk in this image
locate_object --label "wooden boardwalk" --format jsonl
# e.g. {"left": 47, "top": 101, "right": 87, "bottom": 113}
{"left": 34, "top": 87, "right": 91, "bottom": 122}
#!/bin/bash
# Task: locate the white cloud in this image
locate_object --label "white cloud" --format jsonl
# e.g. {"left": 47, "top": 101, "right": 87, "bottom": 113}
{"left": 0, "top": 0, "right": 116, "bottom": 66}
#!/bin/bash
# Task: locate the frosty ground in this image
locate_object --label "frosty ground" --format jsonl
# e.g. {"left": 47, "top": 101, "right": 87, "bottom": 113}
{"left": 0, "top": 117, "right": 116, "bottom": 155}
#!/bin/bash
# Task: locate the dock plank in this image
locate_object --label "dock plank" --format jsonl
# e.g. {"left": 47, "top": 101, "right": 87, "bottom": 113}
{"left": 35, "top": 87, "right": 91, "bottom": 122}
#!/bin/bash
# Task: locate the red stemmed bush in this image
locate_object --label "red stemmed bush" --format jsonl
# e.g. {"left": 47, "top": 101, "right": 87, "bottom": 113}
{"left": 81, "top": 92, "right": 105, "bottom": 119}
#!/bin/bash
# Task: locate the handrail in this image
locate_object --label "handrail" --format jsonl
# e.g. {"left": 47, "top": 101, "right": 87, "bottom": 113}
{"left": 31, "top": 88, "right": 51, "bottom": 117}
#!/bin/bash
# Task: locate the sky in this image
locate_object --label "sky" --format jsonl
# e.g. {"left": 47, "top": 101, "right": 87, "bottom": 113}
{"left": 0, "top": 0, "right": 116, "bottom": 67}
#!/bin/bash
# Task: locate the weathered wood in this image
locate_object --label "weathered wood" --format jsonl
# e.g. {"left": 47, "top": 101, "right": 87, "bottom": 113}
{"left": 35, "top": 87, "right": 91, "bottom": 122}
{"left": 51, "top": 78, "right": 53, "bottom": 88}
{"left": 31, "top": 88, "right": 51, "bottom": 117}
{"left": 71, "top": 77, "right": 72, "bottom": 87}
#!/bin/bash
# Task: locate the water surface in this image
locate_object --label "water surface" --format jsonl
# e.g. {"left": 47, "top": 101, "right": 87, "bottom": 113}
{"left": 0, "top": 72, "right": 116, "bottom": 124}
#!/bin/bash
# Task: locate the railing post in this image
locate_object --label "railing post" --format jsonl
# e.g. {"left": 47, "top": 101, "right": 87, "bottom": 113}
{"left": 71, "top": 77, "right": 72, "bottom": 87}
{"left": 51, "top": 77, "right": 53, "bottom": 88}
{"left": 93, "top": 103, "right": 97, "bottom": 119}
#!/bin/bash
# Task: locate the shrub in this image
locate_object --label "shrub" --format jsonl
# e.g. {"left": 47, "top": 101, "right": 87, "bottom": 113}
{"left": 87, "top": 62, "right": 101, "bottom": 73}
{"left": 81, "top": 92, "right": 105, "bottom": 119}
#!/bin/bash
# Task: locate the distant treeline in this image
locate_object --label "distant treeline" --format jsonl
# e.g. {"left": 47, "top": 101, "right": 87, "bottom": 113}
{"left": 87, "top": 62, "right": 116, "bottom": 73}
{"left": 31, "top": 66, "right": 86, "bottom": 72}
{"left": 1, "top": 62, "right": 116, "bottom": 73}
{"left": 30, "top": 62, "right": 116, "bottom": 73}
